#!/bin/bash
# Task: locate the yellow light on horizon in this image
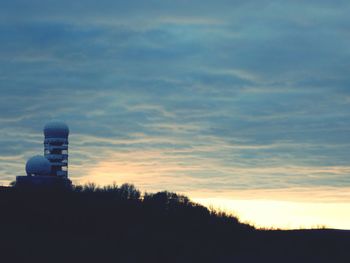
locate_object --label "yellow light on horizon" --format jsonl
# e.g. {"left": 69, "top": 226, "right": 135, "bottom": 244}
{"left": 193, "top": 197, "right": 350, "bottom": 230}
{"left": 69, "top": 158, "right": 350, "bottom": 230}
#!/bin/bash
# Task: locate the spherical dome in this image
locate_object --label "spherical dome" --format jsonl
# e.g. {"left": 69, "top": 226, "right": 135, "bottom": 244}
{"left": 44, "top": 121, "right": 69, "bottom": 138}
{"left": 26, "top": 155, "right": 51, "bottom": 176}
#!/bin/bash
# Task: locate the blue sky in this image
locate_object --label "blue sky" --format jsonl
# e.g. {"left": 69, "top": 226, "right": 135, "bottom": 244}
{"left": 1, "top": 1, "right": 350, "bottom": 214}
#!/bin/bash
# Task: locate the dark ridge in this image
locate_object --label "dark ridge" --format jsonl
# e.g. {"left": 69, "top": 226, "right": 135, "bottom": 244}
{"left": 0, "top": 184, "right": 349, "bottom": 263}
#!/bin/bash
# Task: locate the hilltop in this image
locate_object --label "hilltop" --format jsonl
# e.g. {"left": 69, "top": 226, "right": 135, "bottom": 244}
{"left": 0, "top": 184, "right": 349, "bottom": 263}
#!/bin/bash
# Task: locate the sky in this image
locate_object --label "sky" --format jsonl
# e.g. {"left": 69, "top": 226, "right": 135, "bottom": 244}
{"left": 1, "top": 0, "right": 350, "bottom": 229}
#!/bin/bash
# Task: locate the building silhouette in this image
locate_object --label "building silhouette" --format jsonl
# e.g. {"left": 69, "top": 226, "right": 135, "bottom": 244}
{"left": 15, "top": 121, "right": 72, "bottom": 188}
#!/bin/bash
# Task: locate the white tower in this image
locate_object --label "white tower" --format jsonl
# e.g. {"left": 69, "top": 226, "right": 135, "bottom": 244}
{"left": 43, "top": 121, "right": 69, "bottom": 177}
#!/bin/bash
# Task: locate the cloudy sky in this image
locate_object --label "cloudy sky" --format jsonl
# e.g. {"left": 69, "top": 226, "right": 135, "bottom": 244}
{"left": 1, "top": 1, "right": 350, "bottom": 228}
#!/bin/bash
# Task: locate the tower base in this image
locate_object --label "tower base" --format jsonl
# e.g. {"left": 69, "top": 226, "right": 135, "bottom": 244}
{"left": 15, "top": 176, "right": 72, "bottom": 190}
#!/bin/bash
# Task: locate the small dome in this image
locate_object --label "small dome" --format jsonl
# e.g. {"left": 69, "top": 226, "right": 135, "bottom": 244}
{"left": 44, "top": 121, "right": 69, "bottom": 138}
{"left": 26, "top": 155, "right": 51, "bottom": 176}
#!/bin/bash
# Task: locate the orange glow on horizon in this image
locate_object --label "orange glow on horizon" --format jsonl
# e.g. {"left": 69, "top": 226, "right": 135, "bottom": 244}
{"left": 68, "top": 158, "right": 350, "bottom": 230}
{"left": 193, "top": 198, "right": 350, "bottom": 230}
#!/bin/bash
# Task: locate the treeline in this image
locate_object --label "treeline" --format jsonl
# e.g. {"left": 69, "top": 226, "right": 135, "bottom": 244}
{"left": 0, "top": 184, "right": 349, "bottom": 263}
{"left": 0, "top": 183, "right": 251, "bottom": 262}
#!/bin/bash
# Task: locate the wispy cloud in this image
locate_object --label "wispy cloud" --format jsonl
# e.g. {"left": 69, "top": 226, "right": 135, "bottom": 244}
{"left": 0, "top": 1, "right": 350, "bottom": 205}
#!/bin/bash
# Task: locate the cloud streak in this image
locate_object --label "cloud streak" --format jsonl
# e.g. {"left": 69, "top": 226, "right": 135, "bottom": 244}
{"left": 0, "top": 1, "right": 350, "bottom": 205}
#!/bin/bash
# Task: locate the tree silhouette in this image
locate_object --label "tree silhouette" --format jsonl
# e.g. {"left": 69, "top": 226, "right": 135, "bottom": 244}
{"left": 0, "top": 183, "right": 348, "bottom": 263}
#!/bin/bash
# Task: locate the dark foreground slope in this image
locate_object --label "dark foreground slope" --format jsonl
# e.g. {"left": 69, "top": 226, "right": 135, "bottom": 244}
{"left": 0, "top": 185, "right": 349, "bottom": 263}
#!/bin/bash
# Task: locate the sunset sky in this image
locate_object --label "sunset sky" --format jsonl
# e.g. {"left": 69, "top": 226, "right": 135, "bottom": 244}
{"left": 1, "top": 1, "right": 350, "bottom": 229}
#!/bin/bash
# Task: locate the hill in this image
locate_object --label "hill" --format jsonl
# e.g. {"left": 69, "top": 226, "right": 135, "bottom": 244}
{"left": 0, "top": 184, "right": 349, "bottom": 263}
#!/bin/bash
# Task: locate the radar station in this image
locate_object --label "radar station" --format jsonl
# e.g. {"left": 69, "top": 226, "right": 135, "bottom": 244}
{"left": 15, "top": 121, "right": 72, "bottom": 189}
